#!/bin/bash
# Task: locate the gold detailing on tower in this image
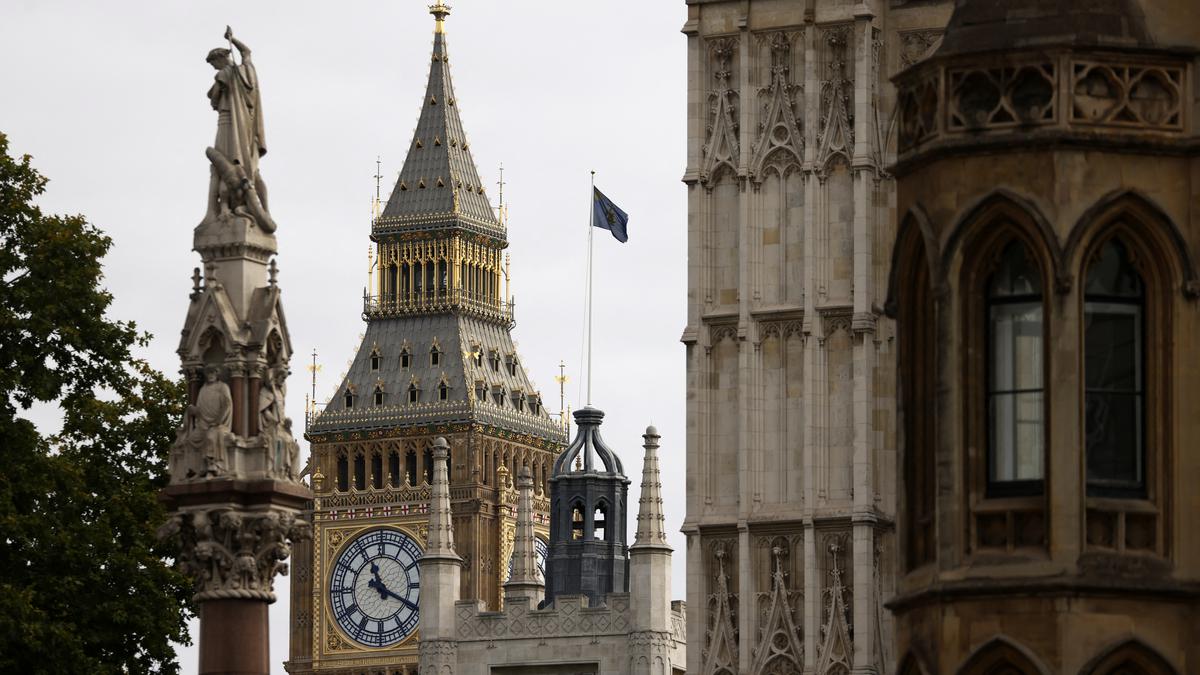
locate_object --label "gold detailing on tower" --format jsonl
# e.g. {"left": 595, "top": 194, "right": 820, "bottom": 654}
{"left": 430, "top": 0, "right": 450, "bottom": 33}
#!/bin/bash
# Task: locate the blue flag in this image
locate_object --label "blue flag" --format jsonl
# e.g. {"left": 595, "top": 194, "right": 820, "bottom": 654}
{"left": 592, "top": 187, "right": 629, "bottom": 243}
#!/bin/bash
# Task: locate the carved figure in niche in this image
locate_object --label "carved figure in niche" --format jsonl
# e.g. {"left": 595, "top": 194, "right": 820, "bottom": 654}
{"left": 204, "top": 26, "right": 277, "bottom": 233}
{"left": 187, "top": 366, "right": 233, "bottom": 477}
{"left": 259, "top": 365, "right": 300, "bottom": 479}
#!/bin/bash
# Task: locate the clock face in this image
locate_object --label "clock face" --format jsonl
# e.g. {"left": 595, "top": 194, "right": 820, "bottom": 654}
{"left": 329, "top": 529, "right": 422, "bottom": 648}
{"left": 507, "top": 535, "right": 549, "bottom": 580}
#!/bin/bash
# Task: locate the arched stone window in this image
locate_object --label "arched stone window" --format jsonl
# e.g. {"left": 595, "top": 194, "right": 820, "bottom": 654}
{"left": 956, "top": 198, "right": 1056, "bottom": 554}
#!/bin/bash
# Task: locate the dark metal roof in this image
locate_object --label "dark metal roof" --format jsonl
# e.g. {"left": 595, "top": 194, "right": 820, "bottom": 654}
{"left": 376, "top": 26, "right": 502, "bottom": 238}
{"left": 551, "top": 407, "right": 626, "bottom": 478}
{"left": 936, "top": 0, "right": 1152, "bottom": 56}
{"left": 311, "top": 313, "right": 564, "bottom": 443}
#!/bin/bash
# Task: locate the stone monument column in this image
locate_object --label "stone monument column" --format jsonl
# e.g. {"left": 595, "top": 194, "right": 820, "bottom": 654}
{"left": 159, "top": 26, "right": 310, "bottom": 675}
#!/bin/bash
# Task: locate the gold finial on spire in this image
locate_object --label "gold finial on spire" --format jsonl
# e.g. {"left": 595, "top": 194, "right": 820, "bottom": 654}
{"left": 430, "top": 0, "right": 450, "bottom": 33}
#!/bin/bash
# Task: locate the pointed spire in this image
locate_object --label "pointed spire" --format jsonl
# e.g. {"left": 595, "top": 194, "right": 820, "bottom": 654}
{"left": 504, "top": 467, "right": 544, "bottom": 604}
{"left": 378, "top": 1, "right": 499, "bottom": 234}
{"left": 424, "top": 437, "right": 460, "bottom": 559}
{"left": 632, "top": 425, "right": 670, "bottom": 549}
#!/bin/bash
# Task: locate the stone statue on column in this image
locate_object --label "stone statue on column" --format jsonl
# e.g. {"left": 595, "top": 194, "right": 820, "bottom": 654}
{"left": 204, "top": 26, "right": 276, "bottom": 234}
{"left": 159, "top": 29, "right": 310, "bottom": 675}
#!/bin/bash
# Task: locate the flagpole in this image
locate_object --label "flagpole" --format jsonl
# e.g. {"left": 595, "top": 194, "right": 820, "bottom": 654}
{"left": 587, "top": 170, "right": 595, "bottom": 406}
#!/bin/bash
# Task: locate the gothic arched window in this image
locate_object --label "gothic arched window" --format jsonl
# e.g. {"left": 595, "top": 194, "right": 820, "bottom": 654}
{"left": 388, "top": 450, "right": 400, "bottom": 487}
{"left": 1084, "top": 239, "right": 1145, "bottom": 497}
{"left": 371, "top": 452, "right": 383, "bottom": 489}
{"left": 353, "top": 453, "right": 366, "bottom": 491}
{"left": 985, "top": 240, "right": 1045, "bottom": 496}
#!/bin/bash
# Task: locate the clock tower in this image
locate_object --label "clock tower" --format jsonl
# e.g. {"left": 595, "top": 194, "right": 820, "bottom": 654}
{"left": 286, "top": 3, "right": 563, "bottom": 673}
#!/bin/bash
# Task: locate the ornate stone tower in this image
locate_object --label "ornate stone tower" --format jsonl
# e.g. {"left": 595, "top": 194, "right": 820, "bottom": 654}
{"left": 888, "top": 1, "right": 1200, "bottom": 673}
{"left": 417, "top": 421, "right": 686, "bottom": 675}
{"left": 160, "top": 27, "right": 311, "bottom": 675}
{"left": 545, "top": 406, "right": 631, "bottom": 606}
{"left": 681, "top": 2, "right": 952, "bottom": 674}
{"left": 286, "top": 3, "right": 563, "bottom": 673}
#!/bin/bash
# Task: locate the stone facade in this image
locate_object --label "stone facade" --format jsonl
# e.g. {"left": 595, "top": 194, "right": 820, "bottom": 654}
{"left": 680, "top": 1, "right": 951, "bottom": 674}
{"left": 886, "top": 1, "right": 1200, "bottom": 674}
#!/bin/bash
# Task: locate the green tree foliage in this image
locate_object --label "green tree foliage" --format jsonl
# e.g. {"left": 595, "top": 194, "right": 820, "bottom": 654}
{"left": 0, "top": 132, "right": 193, "bottom": 674}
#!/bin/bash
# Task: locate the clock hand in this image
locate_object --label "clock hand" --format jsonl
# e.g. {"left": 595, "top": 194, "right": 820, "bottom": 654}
{"left": 367, "top": 576, "right": 389, "bottom": 600}
{"left": 378, "top": 585, "right": 418, "bottom": 610}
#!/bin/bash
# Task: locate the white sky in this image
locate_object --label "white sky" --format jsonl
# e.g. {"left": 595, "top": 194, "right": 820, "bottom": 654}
{"left": 2, "top": 1, "right": 686, "bottom": 672}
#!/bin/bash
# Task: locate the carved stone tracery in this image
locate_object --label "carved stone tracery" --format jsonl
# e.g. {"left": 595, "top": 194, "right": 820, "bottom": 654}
{"left": 751, "top": 30, "right": 805, "bottom": 182}
{"left": 816, "top": 25, "right": 855, "bottom": 174}
{"left": 702, "top": 542, "right": 739, "bottom": 675}
{"left": 702, "top": 37, "right": 741, "bottom": 185}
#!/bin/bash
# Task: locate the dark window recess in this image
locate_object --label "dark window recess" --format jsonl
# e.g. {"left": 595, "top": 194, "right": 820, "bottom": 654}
{"left": 439, "top": 382, "right": 449, "bottom": 401}
{"left": 431, "top": 347, "right": 441, "bottom": 367}
{"left": 401, "top": 350, "right": 412, "bottom": 368}
{"left": 336, "top": 454, "right": 349, "bottom": 491}
{"left": 371, "top": 453, "right": 383, "bottom": 489}
{"left": 514, "top": 392, "right": 524, "bottom": 412}
{"left": 374, "top": 388, "right": 384, "bottom": 406}
{"left": 344, "top": 390, "right": 354, "bottom": 409}
{"left": 475, "top": 382, "right": 486, "bottom": 401}
{"left": 593, "top": 504, "right": 608, "bottom": 541}
{"left": 489, "top": 351, "right": 500, "bottom": 372}
{"left": 571, "top": 503, "right": 585, "bottom": 540}
{"left": 986, "top": 240, "right": 1045, "bottom": 497}
{"left": 531, "top": 397, "right": 541, "bottom": 415}
{"left": 1084, "top": 239, "right": 1145, "bottom": 497}
{"left": 423, "top": 448, "right": 434, "bottom": 485}
{"left": 389, "top": 451, "right": 401, "bottom": 487}
{"left": 493, "top": 389, "right": 505, "bottom": 407}
{"left": 408, "top": 385, "right": 419, "bottom": 403}
{"left": 353, "top": 454, "right": 366, "bottom": 491}
{"left": 405, "top": 451, "right": 418, "bottom": 485}
{"left": 507, "top": 356, "right": 518, "bottom": 376}
{"left": 473, "top": 348, "right": 483, "bottom": 367}
{"left": 370, "top": 354, "right": 381, "bottom": 370}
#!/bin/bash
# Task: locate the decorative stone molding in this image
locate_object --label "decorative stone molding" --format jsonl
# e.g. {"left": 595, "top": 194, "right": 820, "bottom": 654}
{"left": 159, "top": 507, "right": 311, "bottom": 602}
{"left": 750, "top": 30, "right": 805, "bottom": 183}
{"left": 816, "top": 24, "right": 855, "bottom": 174}
{"left": 702, "top": 36, "right": 741, "bottom": 185}
{"left": 898, "top": 29, "right": 942, "bottom": 70}
{"left": 897, "top": 51, "right": 1190, "bottom": 158}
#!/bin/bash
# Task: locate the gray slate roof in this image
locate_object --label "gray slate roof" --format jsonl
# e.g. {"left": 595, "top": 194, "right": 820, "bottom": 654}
{"left": 376, "top": 29, "right": 502, "bottom": 238}
{"left": 312, "top": 312, "right": 563, "bottom": 442}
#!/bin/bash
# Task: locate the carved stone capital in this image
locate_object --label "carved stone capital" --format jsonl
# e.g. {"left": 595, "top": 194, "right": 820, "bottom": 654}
{"left": 159, "top": 506, "right": 311, "bottom": 603}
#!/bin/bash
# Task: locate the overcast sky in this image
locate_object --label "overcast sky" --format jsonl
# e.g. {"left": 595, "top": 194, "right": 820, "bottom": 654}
{"left": 2, "top": 1, "right": 686, "bottom": 672}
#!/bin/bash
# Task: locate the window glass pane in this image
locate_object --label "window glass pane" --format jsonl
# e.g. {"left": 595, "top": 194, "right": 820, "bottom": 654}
{"left": 989, "top": 391, "right": 1044, "bottom": 481}
{"left": 1085, "top": 391, "right": 1141, "bottom": 485}
{"left": 986, "top": 240, "right": 1044, "bottom": 489}
{"left": 1084, "top": 240, "right": 1144, "bottom": 494}
{"left": 1085, "top": 305, "right": 1139, "bottom": 391}
{"left": 989, "top": 302, "right": 1043, "bottom": 391}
